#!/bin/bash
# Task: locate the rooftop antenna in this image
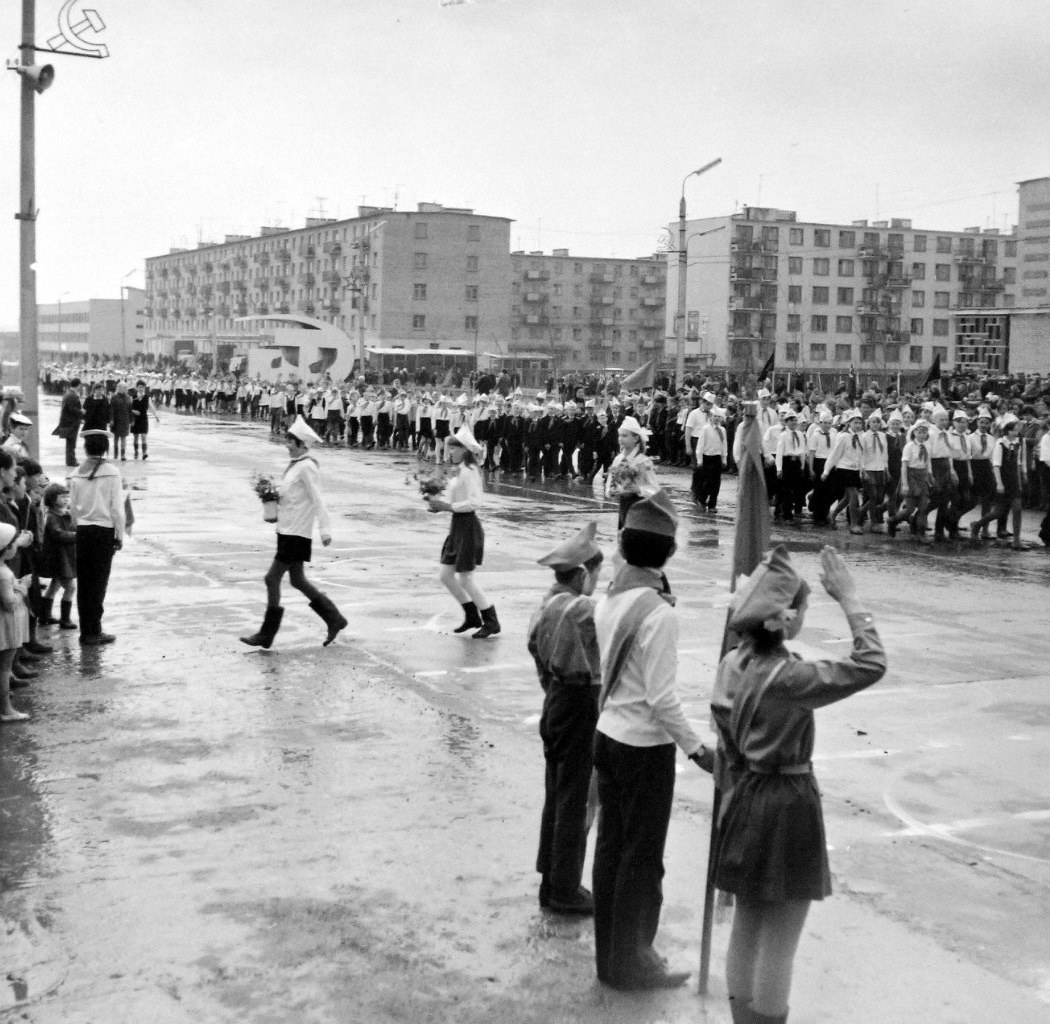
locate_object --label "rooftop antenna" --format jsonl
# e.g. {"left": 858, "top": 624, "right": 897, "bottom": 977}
{"left": 315, "top": 196, "right": 327, "bottom": 218}
{"left": 393, "top": 183, "right": 403, "bottom": 211}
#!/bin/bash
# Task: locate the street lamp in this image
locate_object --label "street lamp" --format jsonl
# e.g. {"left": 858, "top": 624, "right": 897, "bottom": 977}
{"left": 57, "top": 289, "right": 70, "bottom": 357}
{"left": 675, "top": 158, "right": 722, "bottom": 386}
{"left": 342, "top": 219, "right": 386, "bottom": 375}
{"left": 120, "top": 268, "right": 136, "bottom": 363}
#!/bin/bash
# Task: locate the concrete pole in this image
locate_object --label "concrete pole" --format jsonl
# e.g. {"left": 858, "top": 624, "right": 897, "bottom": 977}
{"left": 675, "top": 193, "right": 687, "bottom": 387}
{"left": 18, "top": 0, "right": 40, "bottom": 460}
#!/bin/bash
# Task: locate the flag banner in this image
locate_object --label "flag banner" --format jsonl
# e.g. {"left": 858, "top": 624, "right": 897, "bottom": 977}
{"left": 922, "top": 352, "right": 941, "bottom": 388}
{"left": 758, "top": 350, "right": 775, "bottom": 383}
{"left": 270, "top": 355, "right": 282, "bottom": 369}
{"left": 308, "top": 347, "right": 337, "bottom": 375}
{"left": 620, "top": 359, "right": 655, "bottom": 390}
{"left": 700, "top": 404, "right": 770, "bottom": 994}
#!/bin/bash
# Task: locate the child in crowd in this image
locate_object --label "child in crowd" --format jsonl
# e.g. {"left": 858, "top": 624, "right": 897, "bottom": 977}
{"left": 0, "top": 522, "right": 31, "bottom": 723}
{"left": 40, "top": 483, "right": 77, "bottom": 629}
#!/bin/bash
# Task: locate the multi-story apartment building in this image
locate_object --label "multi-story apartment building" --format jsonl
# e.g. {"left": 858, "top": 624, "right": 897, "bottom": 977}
{"left": 667, "top": 207, "right": 1018, "bottom": 378}
{"left": 36, "top": 291, "right": 146, "bottom": 361}
{"left": 508, "top": 249, "right": 666, "bottom": 372}
{"left": 144, "top": 204, "right": 512, "bottom": 373}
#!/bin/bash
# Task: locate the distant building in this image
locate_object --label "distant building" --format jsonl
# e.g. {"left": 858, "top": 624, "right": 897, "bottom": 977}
{"left": 667, "top": 207, "right": 1018, "bottom": 378}
{"left": 36, "top": 291, "right": 146, "bottom": 362}
{"left": 508, "top": 249, "right": 666, "bottom": 374}
{"left": 143, "top": 204, "right": 513, "bottom": 374}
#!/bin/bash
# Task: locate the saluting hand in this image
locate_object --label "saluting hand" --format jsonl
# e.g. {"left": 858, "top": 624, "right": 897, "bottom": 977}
{"left": 321, "top": 534, "right": 332, "bottom": 547}
{"left": 818, "top": 546, "right": 856, "bottom": 604}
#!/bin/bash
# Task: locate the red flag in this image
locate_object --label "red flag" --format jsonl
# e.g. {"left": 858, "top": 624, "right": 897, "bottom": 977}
{"left": 620, "top": 359, "right": 656, "bottom": 390}
{"left": 700, "top": 403, "right": 770, "bottom": 994}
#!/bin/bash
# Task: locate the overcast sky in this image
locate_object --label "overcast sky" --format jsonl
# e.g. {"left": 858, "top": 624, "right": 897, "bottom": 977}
{"left": 1, "top": 0, "right": 1048, "bottom": 327}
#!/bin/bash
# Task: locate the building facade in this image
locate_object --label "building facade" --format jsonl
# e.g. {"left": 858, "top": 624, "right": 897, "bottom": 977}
{"left": 37, "top": 291, "right": 146, "bottom": 361}
{"left": 508, "top": 249, "right": 666, "bottom": 372}
{"left": 667, "top": 207, "right": 1019, "bottom": 378}
{"left": 143, "top": 204, "right": 512, "bottom": 367}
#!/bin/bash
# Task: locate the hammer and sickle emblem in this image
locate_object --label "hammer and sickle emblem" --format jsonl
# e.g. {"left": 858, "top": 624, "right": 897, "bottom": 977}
{"left": 47, "top": 0, "right": 110, "bottom": 58}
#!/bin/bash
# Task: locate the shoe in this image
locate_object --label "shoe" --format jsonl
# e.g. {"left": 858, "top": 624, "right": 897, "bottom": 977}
{"left": 80, "top": 633, "right": 116, "bottom": 646}
{"left": 849, "top": 527, "right": 863, "bottom": 535}
{"left": 997, "top": 530, "right": 1013, "bottom": 539}
{"left": 539, "top": 875, "right": 551, "bottom": 909}
{"left": 969, "top": 523, "right": 981, "bottom": 544}
{"left": 308, "top": 595, "right": 348, "bottom": 646}
{"left": 0, "top": 710, "right": 29, "bottom": 723}
{"left": 472, "top": 605, "right": 501, "bottom": 640}
{"left": 24, "top": 640, "right": 53, "bottom": 655}
{"left": 1012, "top": 542, "right": 1031, "bottom": 551}
{"left": 9, "top": 675, "right": 31, "bottom": 689}
{"left": 12, "top": 664, "right": 38, "bottom": 679}
{"left": 240, "top": 606, "right": 284, "bottom": 649}
{"left": 453, "top": 601, "right": 483, "bottom": 633}
{"left": 546, "top": 886, "right": 594, "bottom": 916}
{"left": 142, "top": 453, "right": 149, "bottom": 460}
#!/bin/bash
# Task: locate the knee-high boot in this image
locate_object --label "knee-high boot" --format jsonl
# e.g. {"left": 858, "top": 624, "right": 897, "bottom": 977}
{"left": 38, "top": 597, "right": 59, "bottom": 626}
{"left": 240, "top": 606, "right": 284, "bottom": 649}
{"left": 60, "top": 600, "right": 77, "bottom": 629}
{"left": 308, "top": 594, "right": 348, "bottom": 646}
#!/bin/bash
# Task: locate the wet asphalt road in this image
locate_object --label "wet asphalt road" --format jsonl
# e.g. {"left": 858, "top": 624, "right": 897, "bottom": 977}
{"left": 1, "top": 399, "right": 1049, "bottom": 1024}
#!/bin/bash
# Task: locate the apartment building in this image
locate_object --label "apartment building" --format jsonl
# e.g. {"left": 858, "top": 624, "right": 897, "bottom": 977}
{"left": 509, "top": 249, "right": 666, "bottom": 372}
{"left": 37, "top": 291, "right": 146, "bottom": 361}
{"left": 667, "top": 207, "right": 1018, "bottom": 377}
{"left": 144, "top": 204, "right": 512, "bottom": 367}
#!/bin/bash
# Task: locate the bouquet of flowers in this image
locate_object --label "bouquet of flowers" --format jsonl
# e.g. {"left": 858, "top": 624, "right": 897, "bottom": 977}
{"left": 250, "top": 471, "right": 280, "bottom": 503}
{"left": 607, "top": 456, "right": 659, "bottom": 497}
{"left": 406, "top": 466, "right": 447, "bottom": 499}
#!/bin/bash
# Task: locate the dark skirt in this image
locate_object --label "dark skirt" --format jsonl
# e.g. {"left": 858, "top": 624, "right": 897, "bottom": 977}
{"left": 971, "top": 460, "right": 995, "bottom": 501}
{"left": 435, "top": 419, "right": 451, "bottom": 440}
{"left": 714, "top": 771, "right": 832, "bottom": 902}
{"left": 440, "top": 511, "right": 484, "bottom": 572}
{"left": 275, "top": 532, "right": 312, "bottom": 564}
{"left": 419, "top": 417, "right": 433, "bottom": 440}
{"left": 831, "top": 467, "right": 862, "bottom": 491}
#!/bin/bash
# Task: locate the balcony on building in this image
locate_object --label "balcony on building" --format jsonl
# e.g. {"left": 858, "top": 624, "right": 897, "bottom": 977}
{"left": 234, "top": 304, "right": 248, "bottom": 316}
{"left": 323, "top": 242, "right": 342, "bottom": 257}
{"left": 525, "top": 269, "right": 550, "bottom": 280}
{"left": 276, "top": 303, "right": 290, "bottom": 314}
{"left": 323, "top": 271, "right": 342, "bottom": 285}
{"left": 856, "top": 245, "right": 888, "bottom": 260}
{"left": 299, "top": 302, "right": 316, "bottom": 314}
{"left": 274, "top": 277, "right": 289, "bottom": 290}
{"left": 589, "top": 272, "right": 616, "bottom": 284}
{"left": 641, "top": 274, "right": 660, "bottom": 286}
{"left": 301, "top": 273, "right": 316, "bottom": 286}
{"left": 589, "top": 316, "right": 615, "bottom": 327}
{"left": 523, "top": 291, "right": 545, "bottom": 303}
{"left": 203, "top": 261, "right": 213, "bottom": 274}
{"left": 325, "top": 302, "right": 341, "bottom": 314}
{"left": 277, "top": 249, "right": 292, "bottom": 263}
{"left": 233, "top": 256, "right": 247, "bottom": 269}
{"left": 216, "top": 282, "right": 231, "bottom": 294}
{"left": 350, "top": 239, "right": 368, "bottom": 252}
{"left": 233, "top": 281, "right": 247, "bottom": 292}
{"left": 641, "top": 296, "right": 661, "bottom": 307}
{"left": 256, "top": 303, "right": 269, "bottom": 315}
{"left": 255, "top": 252, "right": 270, "bottom": 266}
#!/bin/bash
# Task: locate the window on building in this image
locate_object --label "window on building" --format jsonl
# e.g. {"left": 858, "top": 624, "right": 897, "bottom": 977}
{"left": 412, "top": 314, "right": 425, "bottom": 329}
{"left": 910, "top": 318, "right": 924, "bottom": 334}
{"left": 810, "top": 343, "right": 826, "bottom": 361}
{"left": 836, "top": 315, "right": 853, "bottom": 333}
{"left": 814, "top": 229, "right": 831, "bottom": 248}
{"left": 908, "top": 345, "right": 922, "bottom": 363}
{"left": 932, "top": 319, "right": 949, "bottom": 336}
{"left": 466, "top": 255, "right": 479, "bottom": 272}
{"left": 573, "top": 327, "right": 582, "bottom": 340}
{"left": 838, "top": 259, "right": 854, "bottom": 277}
{"left": 1003, "top": 293, "right": 1015, "bottom": 306}
{"left": 835, "top": 343, "right": 852, "bottom": 361}
{"left": 465, "top": 285, "right": 478, "bottom": 301}
{"left": 813, "top": 258, "right": 830, "bottom": 276}
{"left": 789, "top": 227, "right": 804, "bottom": 245}
{"left": 812, "top": 286, "right": 829, "bottom": 303}
{"left": 573, "top": 284, "right": 582, "bottom": 297}
{"left": 1005, "top": 241, "right": 1017, "bottom": 257}
{"left": 413, "top": 284, "right": 427, "bottom": 300}
{"left": 912, "top": 291, "right": 925, "bottom": 307}
{"left": 838, "top": 230, "right": 855, "bottom": 248}
{"left": 935, "top": 236, "right": 951, "bottom": 253}
{"left": 784, "top": 341, "right": 799, "bottom": 361}
{"left": 414, "top": 222, "right": 428, "bottom": 240}
{"left": 912, "top": 263, "right": 926, "bottom": 280}
{"left": 934, "top": 264, "right": 951, "bottom": 282}
{"left": 1003, "top": 267, "right": 1016, "bottom": 284}
{"left": 789, "top": 257, "right": 803, "bottom": 274}
{"left": 884, "top": 343, "right": 900, "bottom": 363}
{"left": 932, "top": 344, "right": 948, "bottom": 362}
{"left": 863, "top": 232, "right": 880, "bottom": 247}
{"left": 465, "top": 315, "right": 478, "bottom": 331}
{"left": 934, "top": 291, "right": 950, "bottom": 308}
{"left": 913, "top": 234, "right": 927, "bottom": 252}
{"left": 888, "top": 233, "right": 904, "bottom": 251}
{"left": 467, "top": 225, "right": 480, "bottom": 241}
{"left": 811, "top": 314, "right": 828, "bottom": 332}
{"left": 837, "top": 287, "right": 854, "bottom": 304}
{"left": 413, "top": 252, "right": 427, "bottom": 270}
{"left": 788, "top": 284, "right": 802, "bottom": 303}
{"left": 860, "top": 343, "right": 877, "bottom": 362}
{"left": 787, "top": 313, "right": 801, "bottom": 332}
{"left": 574, "top": 262, "right": 583, "bottom": 274}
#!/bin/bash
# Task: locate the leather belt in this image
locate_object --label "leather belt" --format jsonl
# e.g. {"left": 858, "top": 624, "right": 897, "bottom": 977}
{"left": 747, "top": 762, "right": 812, "bottom": 776}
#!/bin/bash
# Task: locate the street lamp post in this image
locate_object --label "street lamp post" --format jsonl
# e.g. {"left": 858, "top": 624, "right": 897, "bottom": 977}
{"left": 675, "top": 158, "right": 722, "bottom": 387}
{"left": 120, "top": 268, "right": 136, "bottom": 363}
{"left": 343, "top": 220, "right": 386, "bottom": 377}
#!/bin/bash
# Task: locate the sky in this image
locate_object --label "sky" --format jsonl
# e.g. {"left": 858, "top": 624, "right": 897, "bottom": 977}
{"left": 1, "top": 0, "right": 1049, "bottom": 328}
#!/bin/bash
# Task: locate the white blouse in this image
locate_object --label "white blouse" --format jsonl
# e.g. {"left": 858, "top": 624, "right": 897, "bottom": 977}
{"left": 446, "top": 464, "right": 483, "bottom": 513}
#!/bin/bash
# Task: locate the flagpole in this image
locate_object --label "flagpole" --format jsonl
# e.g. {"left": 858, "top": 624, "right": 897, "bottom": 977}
{"left": 698, "top": 401, "right": 770, "bottom": 994}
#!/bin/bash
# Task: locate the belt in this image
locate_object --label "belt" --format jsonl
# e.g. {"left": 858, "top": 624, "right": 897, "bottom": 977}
{"left": 747, "top": 761, "right": 812, "bottom": 776}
